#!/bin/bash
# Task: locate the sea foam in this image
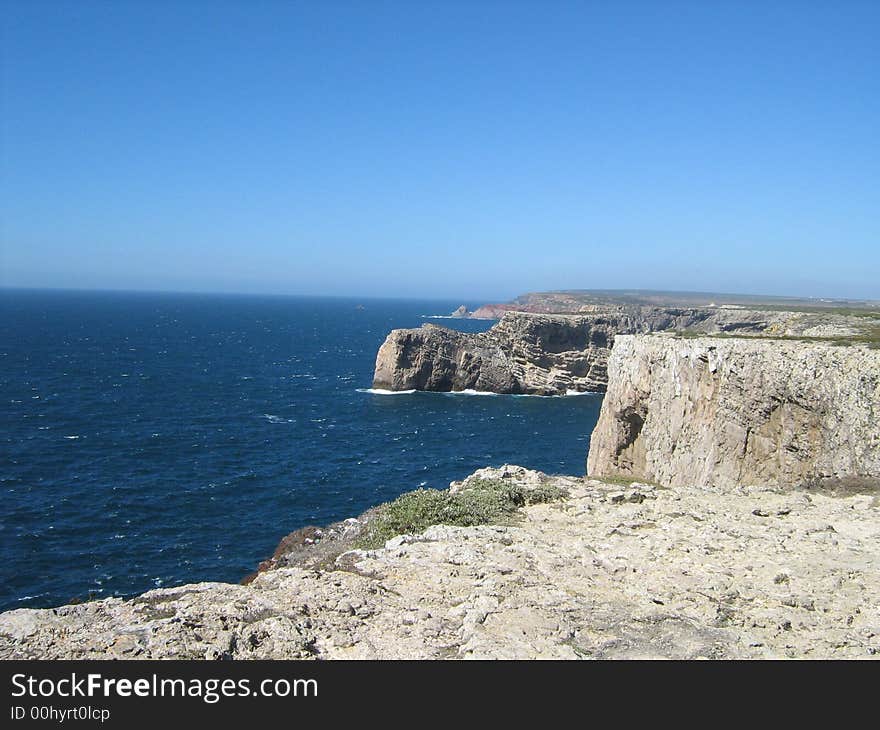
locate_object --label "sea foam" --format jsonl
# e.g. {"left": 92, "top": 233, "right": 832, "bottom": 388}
{"left": 446, "top": 389, "right": 498, "bottom": 396}
{"left": 356, "top": 388, "right": 417, "bottom": 395}
{"left": 263, "top": 414, "right": 295, "bottom": 424}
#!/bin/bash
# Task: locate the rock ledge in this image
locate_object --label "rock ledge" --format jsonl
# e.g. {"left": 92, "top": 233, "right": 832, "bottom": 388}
{"left": 2, "top": 466, "right": 878, "bottom": 659}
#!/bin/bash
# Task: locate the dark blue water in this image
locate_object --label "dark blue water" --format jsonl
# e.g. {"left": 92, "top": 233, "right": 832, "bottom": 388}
{"left": 0, "top": 290, "right": 602, "bottom": 611}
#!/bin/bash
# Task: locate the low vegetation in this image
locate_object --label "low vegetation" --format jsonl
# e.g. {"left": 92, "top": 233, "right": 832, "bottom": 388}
{"left": 355, "top": 478, "right": 567, "bottom": 549}
{"left": 592, "top": 474, "right": 661, "bottom": 488}
{"left": 744, "top": 304, "right": 880, "bottom": 319}
{"left": 671, "top": 328, "right": 880, "bottom": 348}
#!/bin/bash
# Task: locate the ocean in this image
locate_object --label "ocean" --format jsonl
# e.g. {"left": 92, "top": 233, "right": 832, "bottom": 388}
{"left": 0, "top": 290, "right": 602, "bottom": 611}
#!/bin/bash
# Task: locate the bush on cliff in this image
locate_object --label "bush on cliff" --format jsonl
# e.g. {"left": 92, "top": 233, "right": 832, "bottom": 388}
{"left": 355, "top": 478, "right": 566, "bottom": 550}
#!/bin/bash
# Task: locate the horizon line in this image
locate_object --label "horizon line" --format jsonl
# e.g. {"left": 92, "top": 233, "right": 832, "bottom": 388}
{"left": 1, "top": 284, "right": 878, "bottom": 307}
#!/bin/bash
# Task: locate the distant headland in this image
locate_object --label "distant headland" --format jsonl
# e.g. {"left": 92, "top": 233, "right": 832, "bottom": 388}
{"left": 444, "top": 288, "right": 880, "bottom": 320}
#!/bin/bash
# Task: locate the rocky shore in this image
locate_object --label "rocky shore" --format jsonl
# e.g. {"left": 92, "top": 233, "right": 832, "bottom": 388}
{"left": 2, "top": 465, "right": 877, "bottom": 659}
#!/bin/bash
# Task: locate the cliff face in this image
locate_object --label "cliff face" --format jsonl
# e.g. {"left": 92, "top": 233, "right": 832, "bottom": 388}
{"left": 587, "top": 335, "right": 880, "bottom": 489}
{"left": 372, "top": 314, "right": 616, "bottom": 394}
{"left": 372, "top": 307, "right": 786, "bottom": 395}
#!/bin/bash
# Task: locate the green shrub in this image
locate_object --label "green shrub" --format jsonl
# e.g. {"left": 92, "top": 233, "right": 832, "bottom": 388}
{"left": 673, "top": 328, "right": 880, "bottom": 347}
{"left": 592, "top": 474, "right": 660, "bottom": 488}
{"left": 355, "top": 478, "right": 567, "bottom": 549}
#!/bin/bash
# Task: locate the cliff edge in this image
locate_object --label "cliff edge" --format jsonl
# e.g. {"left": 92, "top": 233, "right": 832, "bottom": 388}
{"left": 372, "top": 307, "right": 784, "bottom": 395}
{"left": 587, "top": 334, "right": 880, "bottom": 489}
{"left": 372, "top": 313, "right": 613, "bottom": 394}
{"left": 372, "top": 305, "right": 871, "bottom": 395}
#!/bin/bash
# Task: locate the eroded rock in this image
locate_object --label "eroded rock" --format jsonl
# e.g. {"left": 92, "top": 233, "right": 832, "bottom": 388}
{"left": 587, "top": 335, "right": 880, "bottom": 489}
{"left": 372, "top": 307, "right": 869, "bottom": 395}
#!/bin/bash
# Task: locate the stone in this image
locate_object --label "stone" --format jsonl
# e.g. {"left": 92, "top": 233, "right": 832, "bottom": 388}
{"left": 2, "top": 466, "right": 878, "bottom": 659}
{"left": 371, "top": 306, "right": 870, "bottom": 395}
{"left": 587, "top": 335, "right": 880, "bottom": 489}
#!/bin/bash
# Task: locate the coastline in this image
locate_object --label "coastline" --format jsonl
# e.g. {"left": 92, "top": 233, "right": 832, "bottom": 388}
{"left": 3, "top": 291, "right": 879, "bottom": 659}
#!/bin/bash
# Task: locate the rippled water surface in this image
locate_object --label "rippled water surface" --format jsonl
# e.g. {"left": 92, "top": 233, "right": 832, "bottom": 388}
{"left": 0, "top": 290, "right": 602, "bottom": 610}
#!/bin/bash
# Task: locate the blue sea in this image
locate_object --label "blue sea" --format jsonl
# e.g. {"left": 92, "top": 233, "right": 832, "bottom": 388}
{"left": 0, "top": 290, "right": 602, "bottom": 612}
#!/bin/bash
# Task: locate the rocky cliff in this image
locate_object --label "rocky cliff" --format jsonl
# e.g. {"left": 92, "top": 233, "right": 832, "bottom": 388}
{"left": 371, "top": 306, "right": 862, "bottom": 395}
{"left": 587, "top": 334, "right": 880, "bottom": 489}
{"left": 372, "top": 314, "right": 615, "bottom": 394}
{"left": 3, "top": 465, "right": 878, "bottom": 659}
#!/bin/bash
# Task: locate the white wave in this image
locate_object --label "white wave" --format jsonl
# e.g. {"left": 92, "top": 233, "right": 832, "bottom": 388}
{"left": 63, "top": 435, "right": 81, "bottom": 439}
{"left": 262, "top": 414, "right": 294, "bottom": 424}
{"left": 357, "top": 388, "right": 417, "bottom": 395}
{"left": 357, "top": 387, "right": 599, "bottom": 398}
{"left": 451, "top": 388, "right": 593, "bottom": 397}
{"left": 510, "top": 390, "right": 598, "bottom": 398}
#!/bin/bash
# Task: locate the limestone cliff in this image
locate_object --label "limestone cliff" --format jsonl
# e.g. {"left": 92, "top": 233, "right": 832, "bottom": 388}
{"left": 372, "top": 307, "right": 792, "bottom": 395}
{"left": 587, "top": 334, "right": 880, "bottom": 489}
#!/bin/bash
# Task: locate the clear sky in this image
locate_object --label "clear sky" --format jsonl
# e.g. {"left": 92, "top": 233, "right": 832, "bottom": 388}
{"left": 1, "top": 1, "right": 878, "bottom": 301}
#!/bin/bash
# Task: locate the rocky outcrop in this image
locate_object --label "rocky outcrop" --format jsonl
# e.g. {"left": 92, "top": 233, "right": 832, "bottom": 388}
{"left": 469, "top": 303, "right": 520, "bottom": 319}
{"left": 371, "top": 306, "right": 834, "bottom": 395}
{"left": 588, "top": 334, "right": 880, "bottom": 489}
{"left": 372, "top": 314, "right": 614, "bottom": 394}
{"left": 3, "top": 465, "right": 878, "bottom": 659}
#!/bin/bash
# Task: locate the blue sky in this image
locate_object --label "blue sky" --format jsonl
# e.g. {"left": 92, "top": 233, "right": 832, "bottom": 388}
{"left": 1, "top": 1, "right": 878, "bottom": 301}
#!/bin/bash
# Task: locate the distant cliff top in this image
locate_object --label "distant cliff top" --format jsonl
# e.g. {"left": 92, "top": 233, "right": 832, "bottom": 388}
{"left": 467, "top": 289, "right": 880, "bottom": 319}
